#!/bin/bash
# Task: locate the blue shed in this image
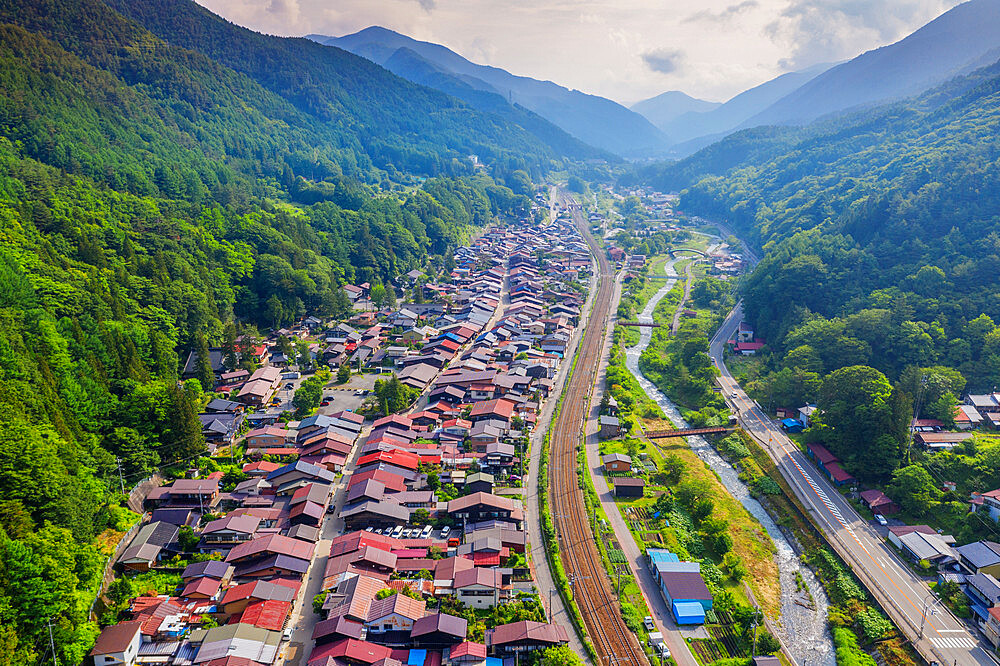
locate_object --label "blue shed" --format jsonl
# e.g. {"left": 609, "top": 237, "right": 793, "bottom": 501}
{"left": 781, "top": 418, "right": 804, "bottom": 433}
{"left": 672, "top": 601, "right": 706, "bottom": 625}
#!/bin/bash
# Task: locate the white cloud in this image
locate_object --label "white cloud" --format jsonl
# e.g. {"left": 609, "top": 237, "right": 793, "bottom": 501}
{"left": 195, "top": 0, "right": 964, "bottom": 104}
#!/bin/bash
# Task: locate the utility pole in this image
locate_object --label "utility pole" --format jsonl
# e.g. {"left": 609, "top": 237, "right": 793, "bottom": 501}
{"left": 47, "top": 618, "right": 58, "bottom": 666}
{"left": 115, "top": 457, "right": 125, "bottom": 495}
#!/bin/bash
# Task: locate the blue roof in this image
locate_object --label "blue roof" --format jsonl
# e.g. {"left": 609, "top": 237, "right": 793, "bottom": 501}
{"left": 672, "top": 601, "right": 706, "bottom": 624}
{"left": 408, "top": 650, "right": 427, "bottom": 666}
{"left": 648, "top": 549, "right": 680, "bottom": 563}
{"left": 484, "top": 659, "right": 502, "bottom": 666}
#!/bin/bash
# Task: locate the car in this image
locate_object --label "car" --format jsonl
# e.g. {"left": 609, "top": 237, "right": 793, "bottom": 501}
{"left": 283, "top": 627, "right": 293, "bottom": 642}
{"left": 420, "top": 525, "right": 433, "bottom": 539}
{"left": 390, "top": 526, "right": 403, "bottom": 538}
{"left": 354, "top": 389, "right": 366, "bottom": 395}
{"left": 440, "top": 525, "right": 451, "bottom": 538}
{"left": 285, "top": 382, "right": 294, "bottom": 389}
{"left": 874, "top": 514, "right": 888, "bottom": 526}
{"left": 365, "top": 526, "right": 373, "bottom": 532}
{"left": 659, "top": 646, "right": 671, "bottom": 659}
{"left": 730, "top": 391, "right": 738, "bottom": 399}
{"left": 320, "top": 400, "right": 330, "bottom": 406}
{"left": 643, "top": 616, "right": 655, "bottom": 631}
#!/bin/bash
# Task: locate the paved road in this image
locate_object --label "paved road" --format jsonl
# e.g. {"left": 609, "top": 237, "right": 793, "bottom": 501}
{"left": 584, "top": 262, "right": 700, "bottom": 666}
{"left": 710, "top": 304, "right": 994, "bottom": 666}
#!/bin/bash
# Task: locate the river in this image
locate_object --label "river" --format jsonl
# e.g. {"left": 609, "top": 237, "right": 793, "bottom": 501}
{"left": 624, "top": 258, "right": 835, "bottom": 666}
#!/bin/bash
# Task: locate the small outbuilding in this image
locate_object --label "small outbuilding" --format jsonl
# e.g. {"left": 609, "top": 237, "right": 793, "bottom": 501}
{"left": 613, "top": 477, "right": 645, "bottom": 498}
{"left": 601, "top": 453, "right": 631, "bottom": 473}
{"left": 599, "top": 415, "right": 622, "bottom": 439}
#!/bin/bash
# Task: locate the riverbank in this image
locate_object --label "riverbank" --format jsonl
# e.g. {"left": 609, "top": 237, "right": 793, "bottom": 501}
{"left": 621, "top": 252, "right": 836, "bottom": 666}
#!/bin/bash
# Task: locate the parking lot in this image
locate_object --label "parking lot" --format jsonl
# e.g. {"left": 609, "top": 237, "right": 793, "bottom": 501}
{"left": 319, "top": 372, "right": 379, "bottom": 415}
{"left": 361, "top": 524, "right": 458, "bottom": 542}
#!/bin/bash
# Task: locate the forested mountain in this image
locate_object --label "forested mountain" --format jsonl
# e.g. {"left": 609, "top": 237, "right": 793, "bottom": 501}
{"left": 311, "top": 26, "right": 670, "bottom": 157}
{"left": 0, "top": 1, "right": 539, "bottom": 662}
{"left": 643, "top": 56, "right": 1000, "bottom": 406}
{"left": 742, "top": 0, "right": 1000, "bottom": 128}
{"left": 630, "top": 90, "right": 719, "bottom": 134}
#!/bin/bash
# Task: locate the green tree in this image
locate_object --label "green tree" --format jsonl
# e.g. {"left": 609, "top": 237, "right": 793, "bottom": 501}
{"left": 817, "top": 365, "right": 908, "bottom": 480}
{"left": 194, "top": 334, "right": 215, "bottom": 391}
{"left": 337, "top": 363, "right": 351, "bottom": 384}
{"left": 886, "top": 465, "right": 941, "bottom": 516}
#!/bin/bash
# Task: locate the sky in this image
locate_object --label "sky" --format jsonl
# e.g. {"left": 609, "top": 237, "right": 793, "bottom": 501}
{"left": 197, "top": 0, "right": 965, "bottom": 105}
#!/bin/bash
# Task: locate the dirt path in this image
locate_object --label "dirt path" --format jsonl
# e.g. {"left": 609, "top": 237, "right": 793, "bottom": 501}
{"left": 670, "top": 261, "right": 694, "bottom": 335}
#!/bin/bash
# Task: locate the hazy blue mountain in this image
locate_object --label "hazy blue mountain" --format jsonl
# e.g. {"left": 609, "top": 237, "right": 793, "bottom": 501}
{"left": 659, "top": 63, "right": 834, "bottom": 152}
{"left": 743, "top": 0, "right": 1000, "bottom": 127}
{"left": 310, "top": 26, "right": 670, "bottom": 157}
{"left": 630, "top": 91, "right": 720, "bottom": 133}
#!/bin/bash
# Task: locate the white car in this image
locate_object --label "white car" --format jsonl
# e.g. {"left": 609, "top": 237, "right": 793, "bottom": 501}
{"left": 282, "top": 627, "right": 293, "bottom": 642}
{"left": 440, "top": 525, "right": 451, "bottom": 538}
{"left": 875, "top": 514, "right": 888, "bottom": 526}
{"left": 420, "top": 525, "right": 433, "bottom": 539}
{"left": 643, "top": 616, "right": 655, "bottom": 631}
{"left": 390, "top": 526, "right": 403, "bottom": 538}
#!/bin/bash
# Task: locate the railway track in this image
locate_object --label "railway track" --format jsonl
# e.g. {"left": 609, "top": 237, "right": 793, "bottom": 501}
{"left": 549, "top": 191, "right": 647, "bottom": 666}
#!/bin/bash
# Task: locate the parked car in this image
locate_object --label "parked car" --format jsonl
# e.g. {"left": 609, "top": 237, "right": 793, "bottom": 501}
{"left": 440, "top": 525, "right": 451, "bottom": 538}
{"left": 390, "top": 526, "right": 403, "bottom": 538}
{"left": 643, "top": 616, "right": 655, "bottom": 631}
{"left": 875, "top": 514, "right": 888, "bottom": 526}
{"left": 420, "top": 525, "right": 433, "bottom": 539}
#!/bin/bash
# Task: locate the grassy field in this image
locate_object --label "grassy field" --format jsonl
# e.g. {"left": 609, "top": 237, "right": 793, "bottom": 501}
{"left": 642, "top": 421, "right": 780, "bottom": 617}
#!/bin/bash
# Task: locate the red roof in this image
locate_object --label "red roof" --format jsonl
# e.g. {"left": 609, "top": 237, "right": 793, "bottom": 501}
{"left": 181, "top": 577, "right": 221, "bottom": 599}
{"left": 807, "top": 443, "right": 838, "bottom": 465}
{"left": 308, "top": 639, "right": 392, "bottom": 665}
{"left": 349, "top": 469, "right": 407, "bottom": 493}
{"left": 464, "top": 552, "right": 501, "bottom": 567}
{"left": 734, "top": 341, "right": 765, "bottom": 351}
{"left": 826, "top": 462, "right": 854, "bottom": 483}
{"left": 329, "top": 530, "right": 396, "bottom": 558}
{"left": 231, "top": 600, "right": 291, "bottom": 631}
{"left": 450, "top": 642, "right": 487, "bottom": 659}
{"left": 225, "top": 534, "right": 314, "bottom": 563}
{"left": 357, "top": 450, "right": 419, "bottom": 471}
{"left": 243, "top": 461, "right": 282, "bottom": 474}
{"left": 468, "top": 399, "right": 515, "bottom": 420}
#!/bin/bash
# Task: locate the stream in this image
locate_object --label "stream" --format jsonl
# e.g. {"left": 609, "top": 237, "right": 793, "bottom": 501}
{"left": 625, "top": 258, "right": 835, "bottom": 666}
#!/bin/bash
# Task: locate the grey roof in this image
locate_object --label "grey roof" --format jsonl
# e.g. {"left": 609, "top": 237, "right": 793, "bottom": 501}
{"left": 956, "top": 541, "right": 1000, "bottom": 569}
{"left": 969, "top": 572, "right": 1000, "bottom": 604}
{"left": 119, "top": 521, "right": 178, "bottom": 564}
{"left": 182, "top": 560, "right": 233, "bottom": 581}
{"left": 411, "top": 612, "right": 468, "bottom": 638}
{"left": 192, "top": 623, "right": 280, "bottom": 664}
{"left": 267, "top": 460, "right": 336, "bottom": 483}
{"left": 898, "top": 531, "right": 956, "bottom": 561}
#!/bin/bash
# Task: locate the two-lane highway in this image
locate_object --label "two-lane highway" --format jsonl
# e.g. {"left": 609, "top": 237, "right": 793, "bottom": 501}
{"left": 710, "top": 303, "right": 994, "bottom": 666}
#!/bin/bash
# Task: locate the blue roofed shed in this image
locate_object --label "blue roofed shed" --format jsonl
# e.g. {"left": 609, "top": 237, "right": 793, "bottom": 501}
{"left": 672, "top": 601, "right": 706, "bottom": 625}
{"left": 781, "top": 418, "right": 804, "bottom": 433}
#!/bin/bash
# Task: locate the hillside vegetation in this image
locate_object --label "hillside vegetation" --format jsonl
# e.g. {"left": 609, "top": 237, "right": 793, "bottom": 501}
{"left": 641, "top": 57, "right": 1000, "bottom": 479}
{"left": 0, "top": 0, "right": 542, "bottom": 662}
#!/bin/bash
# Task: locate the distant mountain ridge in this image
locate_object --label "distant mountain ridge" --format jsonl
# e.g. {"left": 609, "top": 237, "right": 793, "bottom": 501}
{"left": 630, "top": 91, "right": 719, "bottom": 134}
{"left": 742, "top": 0, "right": 1000, "bottom": 128}
{"left": 309, "top": 27, "right": 670, "bottom": 158}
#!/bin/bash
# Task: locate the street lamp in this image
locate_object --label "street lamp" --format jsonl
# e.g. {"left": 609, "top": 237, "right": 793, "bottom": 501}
{"left": 919, "top": 592, "right": 938, "bottom": 640}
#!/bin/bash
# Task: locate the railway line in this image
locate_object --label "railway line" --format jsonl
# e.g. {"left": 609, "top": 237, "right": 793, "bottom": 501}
{"left": 549, "top": 190, "right": 648, "bottom": 666}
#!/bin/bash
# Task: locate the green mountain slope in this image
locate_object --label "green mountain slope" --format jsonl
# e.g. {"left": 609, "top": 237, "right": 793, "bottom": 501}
{"left": 0, "top": 1, "right": 540, "bottom": 661}
{"left": 644, "top": 59, "right": 1000, "bottom": 397}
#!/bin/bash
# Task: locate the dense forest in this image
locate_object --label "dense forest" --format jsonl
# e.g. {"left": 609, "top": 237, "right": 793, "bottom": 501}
{"left": 636, "top": 56, "right": 1000, "bottom": 480}
{"left": 0, "top": 0, "right": 558, "bottom": 662}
